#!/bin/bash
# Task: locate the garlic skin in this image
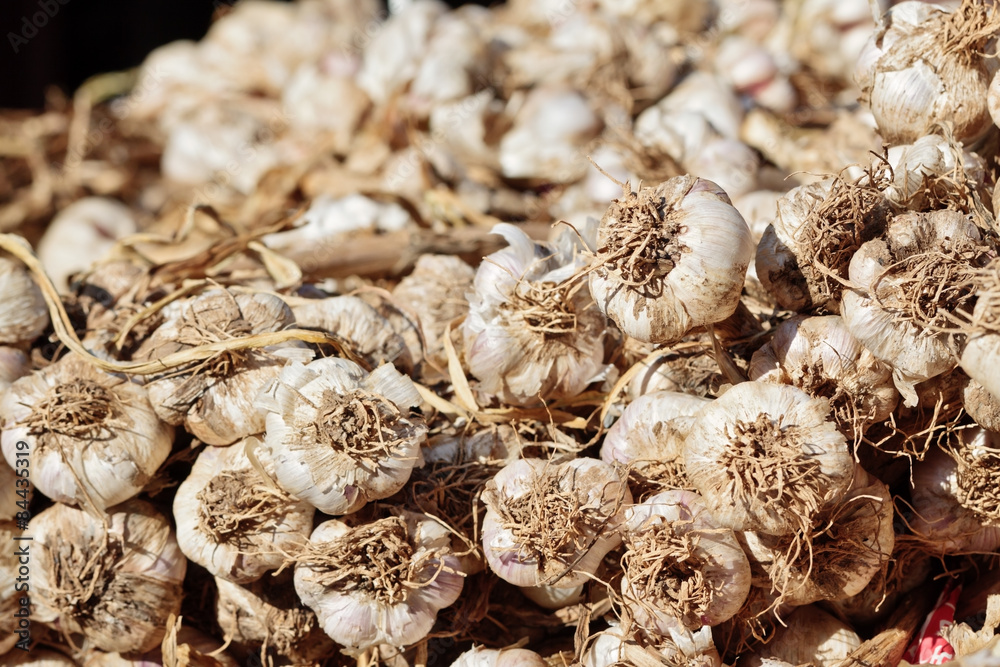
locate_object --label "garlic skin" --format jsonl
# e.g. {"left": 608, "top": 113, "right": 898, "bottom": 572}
{"left": 742, "top": 605, "right": 861, "bottom": 667}
{"left": 37, "top": 197, "right": 137, "bottom": 292}
{"left": 215, "top": 571, "right": 336, "bottom": 666}
{"left": 0, "top": 464, "right": 19, "bottom": 520}
{"left": 463, "top": 223, "right": 607, "bottom": 407}
{"left": 963, "top": 377, "right": 1000, "bottom": 432}
{"left": 884, "top": 133, "right": 986, "bottom": 210}
{"left": 583, "top": 622, "right": 722, "bottom": 667}
{"left": 450, "top": 645, "right": 547, "bottom": 667}
{"left": 3, "top": 650, "right": 77, "bottom": 667}
{"left": 294, "top": 512, "right": 465, "bottom": 650}
{"left": 1, "top": 522, "right": 23, "bottom": 648}
{"left": 750, "top": 315, "right": 899, "bottom": 438}
{"left": 856, "top": 0, "right": 999, "bottom": 145}
{"left": 83, "top": 625, "right": 238, "bottom": 667}
{"left": 622, "top": 491, "right": 752, "bottom": 635}
{"left": 173, "top": 441, "right": 314, "bottom": 583}
{"left": 0, "top": 355, "right": 173, "bottom": 511}
{"left": 842, "top": 210, "right": 989, "bottom": 407}
{"left": 684, "top": 382, "right": 854, "bottom": 535}
{"left": 481, "top": 458, "right": 631, "bottom": 588}
{"left": 0, "top": 249, "right": 49, "bottom": 346}
{"left": 600, "top": 391, "right": 710, "bottom": 489}
{"left": 132, "top": 289, "right": 305, "bottom": 446}
{"left": 256, "top": 358, "right": 426, "bottom": 515}
{"left": 33, "top": 500, "right": 186, "bottom": 654}
{"left": 0, "top": 346, "right": 29, "bottom": 392}
{"left": 961, "top": 260, "right": 1000, "bottom": 404}
{"left": 589, "top": 176, "right": 754, "bottom": 344}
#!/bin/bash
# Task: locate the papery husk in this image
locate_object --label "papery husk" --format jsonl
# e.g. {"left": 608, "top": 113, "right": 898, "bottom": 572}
{"left": 623, "top": 338, "right": 725, "bottom": 401}
{"left": 0, "top": 346, "right": 29, "bottom": 390}
{"left": 0, "top": 354, "right": 173, "bottom": 512}
{"left": 83, "top": 620, "right": 239, "bottom": 667}
{"left": 741, "top": 605, "right": 861, "bottom": 667}
{"left": 173, "top": 440, "right": 314, "bottom": 584}
{"left": 943, "top": 426, "right": 1000, "bottom": 529}
{"left": 960, "top": 258, "right": 1000, "bottom": 404}
{"left": 739, "top": 466, "right": 894, "bottom": 607}
{"left": 293, "top": 511, "right": 465, "bottom": 650}
{"left": 215, "top": 571, "right": 336, "bottom": 666}
{"left": 683, "top": 382, "right": 854, "bottom": 535}
{"left": 963, "top": 377, "right": 1000, "bottom": 432}
{"left": 0, "top": 249, "right": 49, "bottom": 345}
{"left": 884, "top": 130, "right": 988, "bottom": 212}
{"left": 481, "top": 458, "right": 631, "bottom": 588}
{"left": 711, "top": 586, "right": 785, "bottom": 664}
{"left": 0, "top": 521, "right": 23, "bottom": 643}
{"left": 32, "top": 500, "right": 186, "bottom": 654}
{"left": 131, "top": 288, "right": 306, "bottom": 445}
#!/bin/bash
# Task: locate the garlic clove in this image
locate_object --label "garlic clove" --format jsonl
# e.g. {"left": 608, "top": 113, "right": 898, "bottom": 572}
{"left": 0, "top": 249, "right": 49, "bottom": 346}
{"left": 683, "top": 381, "right": 854, "bottom": 535}
{"left": 173, "top": 440, "right": 314, "bottom": 584}
{"left": 32, "top": 500, "right": 186, "bottom": 654}
{"left": 293, "top": 512, "right": 465, "bottom": 650}
{"left": 256, "top": 357, "right": 426, "bottom": 515}
{"left": 0, "top": 355, "right": 173, "bottom": 511}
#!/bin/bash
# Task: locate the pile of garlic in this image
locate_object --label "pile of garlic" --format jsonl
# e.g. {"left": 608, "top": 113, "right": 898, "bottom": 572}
{"left": 7, "top": 0, "right": 1000, "bottom": 665}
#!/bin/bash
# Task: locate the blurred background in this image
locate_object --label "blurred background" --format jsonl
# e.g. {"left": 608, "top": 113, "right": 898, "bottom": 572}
{"left": 0, "top": 0, "right": 486, "bottom": 109}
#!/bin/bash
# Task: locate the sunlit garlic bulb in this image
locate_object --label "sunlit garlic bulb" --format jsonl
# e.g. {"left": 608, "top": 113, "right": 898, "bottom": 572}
{"left": 256, "top": 358, "right": 426, "bottom": 515}
{"left": 463, "top": 223, "right": 607, "bottom": 407}
{"left": 173, "top": 440, "right": 314, "bottom": 583}
{"left": 481, "top": 458, "right": 631, "bottom": 588}
{"left": 0, "top": 355, "right": 172, "bottom": 511}
{"left": 0, "top": 346, "right": 29, "bottom": 392}
{"left": 294, "top": 512, "right": 465, "bottom": 650}
{"left": 841, "top": 210, "right": 992, "bottom": 406}
{"left": 83, "top": 624, "right": 238, "bottom": 666}
{"left": 450, "top": 645, "right": 547, "bottom": 667}
{"left": 884, "top": 133, "right": 987, "bottom": 211}
{"left": 739, "top": 466, "right": 894, "bottom": 606}
{"left": 622, "top": 491, "right": 751, "bottom": 636}
{"left": 583, "top": 622, "right": 722, "bottom": 667}
{"left": 742, "top": 605, "right": 861, "bottom": 667}
{"left": 856, "top": 0, "right": 1000, "bottom": 145}
{"left": 600, "top": 391, "right": 710, "bottom": 491}
{"left": 961, "top": 259, "right": 1000, "bottom": 406}
{"left": 963, "top": 377, "right": 1000, "bottom": 432}
{"left": 684, "top": 382, "right": 854, "bottom": 535}
{"left": 0, "top": 248, "right": 48, "bottom": 346}
{"left": 215, "top": 571, "right": 336, "bottom": 666}
{"left": 714, "top": 36, "right": 796, "bottom": 113}
{"left": 750, "top": 315, "right": 899, "bottom": 440}
{"left": 132, "top": 289, "right": 306, "bottom": 446}
{"left": 33, "top": 500, "right": 186, "bottom": 653}
{"left": 589, "top": 176, "right": 753, "bottom": 343}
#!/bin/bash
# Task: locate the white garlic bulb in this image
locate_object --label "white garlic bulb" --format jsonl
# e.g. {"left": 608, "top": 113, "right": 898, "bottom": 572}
{"left": 0, "top": 346, "right": 29, "bottom": 392}
{"left": 742, "top": 605, "right": 861, "bottom": 667}
{"left": 37, "top": 198, "right": 137, "bottom": 293}
{"left": 841, "top": 210, "right": 991, "bottom": 406}
{"left": 684, "top": 382, "right": 854, "bottom": 535}
{"left": 750, "top": 315, "right": 899, "bottom": 439}
{"left": 961, "top": 259, "right": 1000, "bottom": 405}
{"left": 463, "top": 223, "right": 607, "bottom": 407}
{"left": 715, "top": 36, "right": 796, "bottom": 113}
{"left": 621, "top": 491, "right": 752, "bottom": 635}
{"left": 33, "top": 500, "right": 186, "bottom": 653}
{"left": 582, "top": 622, "right": 722, "bottom": 667}
{"left": 0, "top": 355, "right": 172, "bottom": 511}
{"left": 294, "top": 512, "right": 465, "bottom": 650}
{"left": 281, "top": 60, "right": 370, "bottom": 153}
{"left": 589, "top": 176, "right": 753, "bottom": 343}
{"left": 856, "top": 0, "right": 999, "bottom": 145}
{"left": 84, "top": 624, "right": 238, "bottom": 667}
{"left": 173, "top": 440, "right": 314, "bottom": 583}
{"left": 2, "top": 649, "right": 76, "bottom": 667}
{"left": 256, "top": 357, "right": 426, "bottom": 515}
{"left": 963, "top": 377, "right": 1000, "bottom": 432}
{"left": 215, "top": 571, "right": 336, "bottom": 666}
{"left": 481, "top": 457, "right": 631, "bottom": 588}
{"left": 600, "top": 391, "right": 710, "bottom": 490}
{"left": 740, "top": 466, "right": 894, "bottom": 606}
{"left": 132, "top": 289, "right": 306, "bottom": 446}
{"left": 0, "top": 249, "right": 48, "bottom": 346}
{"left": 450, "top": 645, "right": 547, "bottom": 667}
{"left": 884, "top": 133, "right": 986, "bottom": 210}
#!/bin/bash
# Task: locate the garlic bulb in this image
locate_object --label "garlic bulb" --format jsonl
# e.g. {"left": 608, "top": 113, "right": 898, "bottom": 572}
{"left": 174, "top": 440, "right": 314, "bottom": 583}
{"left": 600, "top": 391, "right": 710, "bottom": 491}
{"left": 856, "top": 0, "right": 999, "bottom": 145}
{"left": 0, "top": 355, "right": 172, "bottom": 511}
{"left": 33, "top": 500, "right": 186, "bottom": 653}
{"left": 0, "top": 249, "right": 48, "bottom": 346}
{"left": 132, "top": 289, "right": 305, "bottom": 446}
{"left": 256, "top": 357, "right": 426, "bottom": 515}
{"left": 481, "top": 458, "right": 631, "bottom": 588}
{"left": 463, "top": 223, "right": 607, "bottom": 407}
{"left": 281, "top": 60, "right": 370, "bottom": 153}
{"left": 294, "top": 511, "right": 465, "bottom": 650}
{"left": 714, "top": 36, "right": 796, "bottom": 113}
{"left": 0, "top": 346, "right": 29, "bottom": 392}
{"left": 450, "top": 645, "right": 547, "bottom": 667}
{"left": 621, "top": 491, "right": 751, "bottom": 635}
{"left": 287, "top": 294, "right": 413, "bottom": 371}
{"left": 750, "top": 315, "right": 899, "bottom": 439}
{"left": 842, "top": 210, "right": 992, "bottom": 406}
{"left": 0, "top": 463, "right": 19, "bottom": 521}
{"left": 3, "top": 650, "right": 76, "bottom": 667}
{"left": 742, "top": 605, "right": 861, "bottom": 667}
{"left": 961, "top": 259, "right": 1000, "bottom": 405}
{"left": 684, "top": 381, "right": 854, "bottom": 535}
{"left": 391, "top": 254, "right": 475, "bottom": 379}
{"left": 739, "top": 466, "right": 894, "bottom": 606}
{"left": 910, "top": 442, "right": 1000, "bottom": 553}
{"left": 215, "top": 571, "right": 336, "bottom": 666}
{"left": 754, "top": 176, "right": 888, "bottom": 313}
{"left": 963, "top": 377, "right": 1000, "bottom": 432}
{"left": 37, "top": 197, "right": 137, "bottom": 292}
{"left": 884, "top": 133, "right": 986, "bottom": 211}
{"left": 624, "top": 338, "right": 724, "bottom": 401}
{"left": 583, "top": 622, "right": 722, "bottom": 667}
{"left": 1, "top": 522, "right": 23, "bottom": 651}
{"left": 84, "top": 624, "right": 238, "bottom": 667}
{"left": 589, "top": 176, "right": 753, "bottom": 343}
